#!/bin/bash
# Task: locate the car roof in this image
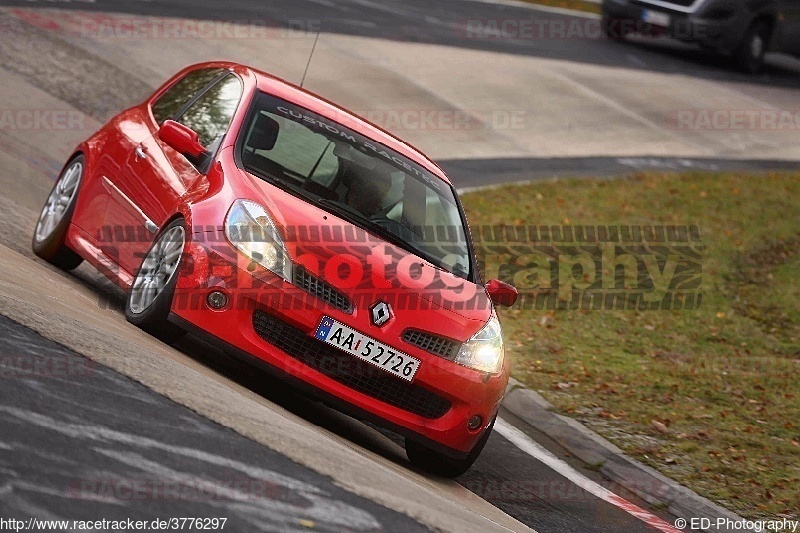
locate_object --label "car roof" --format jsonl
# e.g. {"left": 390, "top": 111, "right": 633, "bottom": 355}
{"left": 219, "top": 62, "right": 454, "bottom": 186}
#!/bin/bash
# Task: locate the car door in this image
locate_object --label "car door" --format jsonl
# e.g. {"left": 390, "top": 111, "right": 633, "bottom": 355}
{"left": 131, "top": 72, "right": 244, "bottom": 272}
{"left": 106, "top": 68, "right": 240, "bottom": 275}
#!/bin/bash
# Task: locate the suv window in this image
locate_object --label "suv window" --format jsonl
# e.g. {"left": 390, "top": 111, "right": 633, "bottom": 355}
{"left": 151, "top": 68, "right": 224, "bottom": 125}
{"left": 176, "top": 74, "right": 242, "bottom": 152}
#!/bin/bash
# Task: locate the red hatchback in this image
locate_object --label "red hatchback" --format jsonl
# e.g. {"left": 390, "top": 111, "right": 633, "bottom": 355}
{"left": 32, "top": 62, "right": 518, "bottom": 477}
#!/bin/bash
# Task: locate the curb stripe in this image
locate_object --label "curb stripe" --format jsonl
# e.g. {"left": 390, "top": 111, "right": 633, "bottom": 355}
{"left": 495, "top": 418, "right": 682, "bottom": 533}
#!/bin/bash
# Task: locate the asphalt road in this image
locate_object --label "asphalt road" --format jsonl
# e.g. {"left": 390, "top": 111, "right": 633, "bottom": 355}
{"left": 2, "top": 0, "right": 800, "bottom": 78}
{"left": 0, "top": 0, "right": 796, "bottom": 531}
{"left": 0, "top": 273, "right": 666, "bottom": 533}
{"left": 0, "top": 242, "right": 669, "bottom": 533}
{"left": 0, "top": 314, "right": 428, "bottom": 533}
{"left": 2, "top": 0, "right": 800, "bottom": 169}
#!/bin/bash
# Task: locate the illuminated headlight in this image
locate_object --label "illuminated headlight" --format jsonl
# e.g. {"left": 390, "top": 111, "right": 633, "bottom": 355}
{"left": 225, "top": 199, "right": 291, "bottom": 281}
{"left": 455, "top": 316, "right": 504, "bottom": 374}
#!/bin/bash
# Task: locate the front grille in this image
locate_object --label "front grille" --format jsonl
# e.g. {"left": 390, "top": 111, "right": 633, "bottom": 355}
{"left": 252, "top": 310, "right": 452, "bottom": 419}
{"left": 293, "top": 265, "right": 353, "bottom": 313}
{"left": 402, "top": 329, "right": 461, "bottom": 360}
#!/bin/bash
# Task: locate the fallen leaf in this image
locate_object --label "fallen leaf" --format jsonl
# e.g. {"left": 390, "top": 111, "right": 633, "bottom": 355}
{"left": 652, "top": 420, "right": 669, "bottom": 433}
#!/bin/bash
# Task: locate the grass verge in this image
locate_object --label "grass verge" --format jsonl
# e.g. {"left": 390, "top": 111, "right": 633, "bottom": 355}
{"left": 461, "top": 171, "right": 800, "bottom": 519}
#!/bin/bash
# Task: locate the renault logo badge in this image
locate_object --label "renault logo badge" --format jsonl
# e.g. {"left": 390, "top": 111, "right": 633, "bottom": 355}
{"left": 370, "top": 301, "right": 392, "bottom": 327}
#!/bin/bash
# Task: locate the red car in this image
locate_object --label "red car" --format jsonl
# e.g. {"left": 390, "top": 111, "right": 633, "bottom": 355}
{"left": 32, "top": 61, "right": 518, "bottom": 477}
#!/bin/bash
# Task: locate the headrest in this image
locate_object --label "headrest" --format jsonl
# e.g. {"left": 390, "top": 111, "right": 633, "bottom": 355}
{"left": 341, "top": 159, "right": 393, "bottom": 193}
{"left": 249, "top": 114, "right": 280, "bottom": 151}
{"left": 334, "top": 142, "right": 376, "bottom": 170}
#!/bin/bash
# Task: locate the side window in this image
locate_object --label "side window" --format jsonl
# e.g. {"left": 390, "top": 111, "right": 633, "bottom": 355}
{"left": 151, "top": 68, "right": 224, "bottom": 125}
{"left": 176, "top": 74, "right": 243, "bottom": 151}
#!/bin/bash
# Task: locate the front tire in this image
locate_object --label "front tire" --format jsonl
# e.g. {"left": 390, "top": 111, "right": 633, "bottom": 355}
{"left": 125, "top": 218, "right": 187, "bottom": 343}
{"left": 734, "top": 20, "right": 770, "bottom": 75}
{"left": 32, "top": 155, "right": 85, "bottom": 270}
{"left": 406, "top": 417, "right": 495, "bottom": 478}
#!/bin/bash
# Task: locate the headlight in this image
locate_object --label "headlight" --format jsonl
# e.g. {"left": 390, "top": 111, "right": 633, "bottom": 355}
{"left": 225, "top": 199, "right": 291, "bottom": 281}
{"left": 455, "top": 316, "right": 504, "bottom": 373}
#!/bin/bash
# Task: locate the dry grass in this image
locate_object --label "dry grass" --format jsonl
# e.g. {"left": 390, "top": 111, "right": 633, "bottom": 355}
{"left": 462, "top": 171, "right": 800, "bottom": 519}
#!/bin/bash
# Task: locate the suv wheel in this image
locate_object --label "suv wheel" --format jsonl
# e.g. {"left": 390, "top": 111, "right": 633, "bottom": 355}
{"left": 735, "top": 20, "right": 771, "bottom": 74}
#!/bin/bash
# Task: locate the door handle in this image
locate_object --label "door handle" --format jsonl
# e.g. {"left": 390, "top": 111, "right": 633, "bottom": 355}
{"left": 134, "top": 146, "right": 147, "bottom": 160}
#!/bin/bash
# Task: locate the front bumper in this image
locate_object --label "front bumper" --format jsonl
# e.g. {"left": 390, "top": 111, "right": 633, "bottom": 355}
{"left": 169, "top": 240, "right": 507, "bottom": 457}
{"left": 603, "top": 0, "right": 746, "bottom": 52}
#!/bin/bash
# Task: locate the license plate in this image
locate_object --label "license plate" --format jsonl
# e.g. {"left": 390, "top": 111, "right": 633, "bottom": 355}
{"left": 314, "top": 317, "right": 421, "bottom": 382}
{"left": 642, "top": 10, "right": 670, "bottom": 28}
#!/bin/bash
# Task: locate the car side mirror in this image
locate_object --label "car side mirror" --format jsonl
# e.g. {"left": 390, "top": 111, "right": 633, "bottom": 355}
{"left": 158, "top": 120, "right": 207, "bottom": 158}
{"left": 485, "top": 279, "right": 518, "bottom": 307}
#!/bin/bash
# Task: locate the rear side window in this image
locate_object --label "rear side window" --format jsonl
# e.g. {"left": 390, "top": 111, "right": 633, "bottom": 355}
{"left": 176, "top": 74, "right": 242, "bottom": 151}
{"left": 151, "top": 68, "right": 224, "bottom": 125}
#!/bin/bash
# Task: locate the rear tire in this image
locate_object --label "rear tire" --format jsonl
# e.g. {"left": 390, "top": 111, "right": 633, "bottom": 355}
{"left": 125, "top": 218, "right": 187, "bottom": 344}
{"left": 32, "top": 155, "right": 85, "bottom": 270}
{"left": 405, "top": 417, "right": 495, "bottom": 478}
{"left": 734, "top": 20, "right": 770, "bottom": 74}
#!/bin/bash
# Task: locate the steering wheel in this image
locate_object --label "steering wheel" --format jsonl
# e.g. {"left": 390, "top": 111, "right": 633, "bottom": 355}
{"left": 370, "top": 216, "right": 420, "bottom": 243}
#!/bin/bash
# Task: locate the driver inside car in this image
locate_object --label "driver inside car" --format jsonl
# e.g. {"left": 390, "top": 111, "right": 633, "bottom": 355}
{"left": 337, "top": 147, "right": 395, "bottom": 218}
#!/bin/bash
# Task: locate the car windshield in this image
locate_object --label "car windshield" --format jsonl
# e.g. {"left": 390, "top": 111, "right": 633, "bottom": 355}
{"left": 239, "top": 91, "right": 473, "bottom": 279}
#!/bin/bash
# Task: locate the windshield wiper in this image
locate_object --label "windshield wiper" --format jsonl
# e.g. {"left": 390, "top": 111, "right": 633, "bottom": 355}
{"left": 314, "top": 198, "right": 449, "bottom": 270}
{"left": 236, "top": 178, "right": 466, "bottom": 277}
{"left": 245, "top": 165, "right": 306, "bottom": 198}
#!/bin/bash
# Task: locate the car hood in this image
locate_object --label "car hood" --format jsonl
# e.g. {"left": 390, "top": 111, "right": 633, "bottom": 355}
{"left": 238, "top": 170, "right": 492, "bottom": 330}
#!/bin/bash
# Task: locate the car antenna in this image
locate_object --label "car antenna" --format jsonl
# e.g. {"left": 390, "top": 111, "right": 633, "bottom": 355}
{"left": 300, "top": 28, "right": 321, "bottom": 89}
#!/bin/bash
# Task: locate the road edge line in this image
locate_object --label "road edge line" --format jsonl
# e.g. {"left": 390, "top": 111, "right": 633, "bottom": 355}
{"left": 494, "top": 418, "right": 682, "bottom": 533}
{"left": 500, "top": 378, "right": 754, "bottom": 533}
